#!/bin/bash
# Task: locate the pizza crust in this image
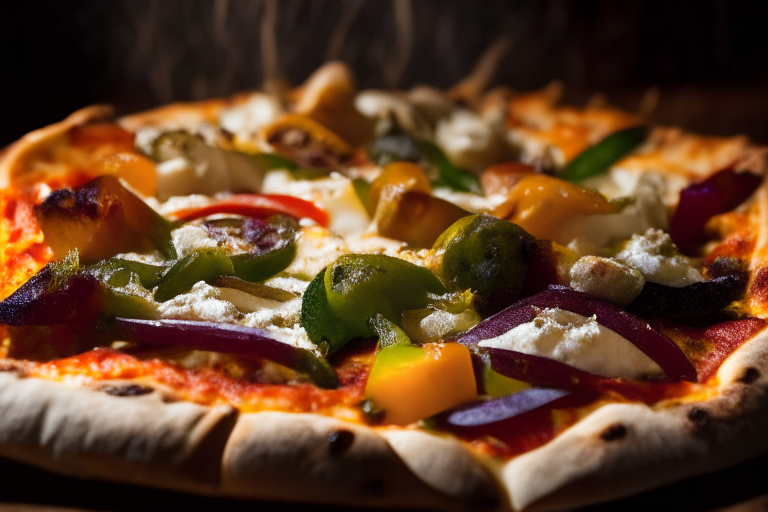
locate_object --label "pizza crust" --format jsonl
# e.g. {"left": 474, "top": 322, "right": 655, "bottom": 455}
{"left": 501, "top": 327, "right": 768, "bottom": 512}
{"left": 0, "top": 371, "right": 237, "bottom": 495}
{"left": 0, "top": 105, "right": 114, "bottom": 189}
{"left": 221, "top": 413, "right": 502, "bottom": 510}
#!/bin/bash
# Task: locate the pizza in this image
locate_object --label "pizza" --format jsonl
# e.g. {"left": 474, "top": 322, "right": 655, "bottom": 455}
{"left": 1, "top": 61, "right": 767, "bottom": 511}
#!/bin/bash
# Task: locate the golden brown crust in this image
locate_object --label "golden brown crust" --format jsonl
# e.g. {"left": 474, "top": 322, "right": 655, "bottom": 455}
{"left": 221, "top": 413, "right": 502, "bottom": 510}
{"left": 0, "top": 105, "right": 114, "bottom": 189}
{"left": 117, "top": 99, "right": 229, "bottom": 133}
{"left": 0, "top": 372, "right": 237, "bottom": 494}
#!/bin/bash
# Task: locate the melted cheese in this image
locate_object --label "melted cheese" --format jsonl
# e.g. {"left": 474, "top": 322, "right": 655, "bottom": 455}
{"left": 478, "top": 308, "right": 663, "bottom": 379}
{"left": 561, "top": 174, "right": 669, "bottom": 251}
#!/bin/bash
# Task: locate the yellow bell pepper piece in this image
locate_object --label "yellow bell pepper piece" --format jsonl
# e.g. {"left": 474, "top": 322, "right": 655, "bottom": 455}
{"left": 370, "top": 161, "right": 432, "bottom": 208}
{"left": 493, "top": 174, "right": 617, "bottom": 241}
{"left": 364, "top": 343, "right": 477, "bottom": 425}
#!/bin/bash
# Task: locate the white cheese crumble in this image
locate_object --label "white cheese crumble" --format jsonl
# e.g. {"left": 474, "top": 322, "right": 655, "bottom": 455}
{"left": 157, "top": 282, "right": 241, "bottom": 323}
{"left": 171, "top": 224, "right": 218, "bottom": 257}
{"left": 402, "top": 308, "right": 481, "bottom": 345}
{"left": 615, "top": 228, "right": 704, "bottom": 287}
{"left": 219, "top": 93, "right": 283, "bottom": 138}
{"left": 582, "top": 167, "right": 688, "bottom": 206}
{"left": 569, "top": 256, "right": 645, "bottom": 306}
{"left": 283, "top": 227, "right": 349, "bottom": 278}
{"left": 478, "top": 308, "right": 663, "bottom": 379}
{"left": 435, "top": 109, "right": 506, "bottom": 172}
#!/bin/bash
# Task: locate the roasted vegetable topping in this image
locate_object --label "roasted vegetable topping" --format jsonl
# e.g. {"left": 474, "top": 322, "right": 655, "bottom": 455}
{"left": 375, "top": 190, "right": 469, "bottom": 248}
{"left": 168, "top": 194, "right": 328, "bottom": 227}
{"left": 492, "top": 174, "right": 618, "bottom": 242}
{"left": 154, "top": 248, "right": 234, "bottom": 302}
{"left": 228, "top": 216, "right": 298, "bottom": 283}
{"left": 367, "top": 132, "right": 482, "bottom": 194}
{"left": 301, "top": 254, "right": 446, "bottom": 354}
{"left": 368, "top": 133, "right": 421, "bottom": 166}
{"left": 36, "top": 175, "right": 177, "bottom": 263}
{"left": 670, "top": 167, "right": 762, "bottom": 255}
{"left": 364, "top": 342, "right": 477, "bottom": 425}
{"left": 454, "top": 286, "right": 697, "bottom": 382}
{"left": 0, "top": 251, "right": 157, "bottom": 326}
{"left": 429, "top": 214, "right": 534, "bottom": 313}
{"left": 627, "top": 258, "right": 749, "bottom": 318}
{"left": 262, "top": 114, "right": 353, "bottom": 169}
{"left": 558, "top": 126, "right": 646, "bottom": 182}
{"left": 103, "top": 317, "right": 338, "bottom": 389}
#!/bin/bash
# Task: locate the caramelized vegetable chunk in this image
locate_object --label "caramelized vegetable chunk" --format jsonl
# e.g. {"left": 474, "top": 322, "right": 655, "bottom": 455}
{"left": 36, "top": 175, "right": 176, "bottom": 263}
{"left": 364, "top": 343, "right": 477, "bottom": 425}
{"left": 493, "top": 174, "right": 617, "bottom": 241}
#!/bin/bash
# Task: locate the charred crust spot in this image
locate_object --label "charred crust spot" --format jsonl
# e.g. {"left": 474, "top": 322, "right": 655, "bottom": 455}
{"left": 102, "top": 384, "right": 154, "bottom": 397}
{"left": 362, "top": 479, "right": 385, "bottom": 496}
{"left": 327, "top": 429, "right": 355, "bottom": 457}
{"left": 739, "top": 367, "right": 760, "bottom": 384}
{"left": 600, "top": 424, "right": 627, "bottom": 441}
{"left": 0, "top": 361, "right": 27, "bottom": 375}
{"left": 687, "top": 407, "right": 711, "bottom": 431}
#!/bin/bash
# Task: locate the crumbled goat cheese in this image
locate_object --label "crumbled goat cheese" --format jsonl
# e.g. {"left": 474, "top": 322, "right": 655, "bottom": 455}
{"left": 615, "top": 228, "right": 705, "bottom": 287}
{"left": 158, "top": 282, "right": 241, "bottom": 323}
{"left": 569, "top": 256, "right": 645, "bottom": 306}
{"left": 435, "top": 109, "right": 506, "bottom": 173}
{"left": 171, "top": 224, "right": 219, "bottom": 257}
{"left": 478, "top": 308, "right": 663, "bottom": 379}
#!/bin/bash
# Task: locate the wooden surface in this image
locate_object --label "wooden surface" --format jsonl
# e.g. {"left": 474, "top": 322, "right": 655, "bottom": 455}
{"left": 0, "top": 449, "right": 766, "bottom": 512}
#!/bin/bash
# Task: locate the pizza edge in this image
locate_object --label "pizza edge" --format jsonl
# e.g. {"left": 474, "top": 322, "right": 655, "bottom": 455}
{"left": 1, "top": 102, "right": 767, "bottom": 512}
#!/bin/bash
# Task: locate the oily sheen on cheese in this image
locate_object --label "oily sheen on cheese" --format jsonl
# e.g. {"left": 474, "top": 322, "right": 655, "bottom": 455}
{"left": 478, "top": 308, "right": 664, "bottom": 379}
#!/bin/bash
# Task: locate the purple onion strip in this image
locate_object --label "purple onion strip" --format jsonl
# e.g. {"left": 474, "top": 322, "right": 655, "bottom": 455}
{"left": 106, "top": 317, "right": 338, "bottom": 388}
{"left": 455, "top": 286, "right": 697, "bottom": 382}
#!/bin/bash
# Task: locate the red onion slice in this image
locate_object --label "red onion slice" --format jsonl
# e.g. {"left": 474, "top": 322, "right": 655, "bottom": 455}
{"left": 454, "top": 286, "right": 697, "bottom": 382}
{"left": 104, "top": 317, "right": 338, "bottom": 388}
{"left": 432, "top": 387, "right": 594, "bottom": 446}
{"left": 627, "top": 272, "right": 748, "bottom": 318}
{"left": 438, "top": 388, "right": 571, "bottom": 427}
{"left": 484, "top": 348, "right": 668, "bottom": 403}
{"left": 670, "top": 168, "right": 762, "bottom": 255}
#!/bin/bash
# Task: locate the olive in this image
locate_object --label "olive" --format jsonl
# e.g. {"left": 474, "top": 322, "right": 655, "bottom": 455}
{"left": 430, "top": 215, "right": 533, "bottom": 312}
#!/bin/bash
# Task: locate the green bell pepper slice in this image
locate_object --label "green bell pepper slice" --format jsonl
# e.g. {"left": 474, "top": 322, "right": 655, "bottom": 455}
{"left": 417, "top": 141, "right": 483, "bottom": 195}
{"left": 154, "top": 248, "right": 234, "bottom": 302}
{"left": 558, "top": 126, "right": 647, "bottom": 182}
{"left": 301, "top": 254, "right": 445, "bottom": 355}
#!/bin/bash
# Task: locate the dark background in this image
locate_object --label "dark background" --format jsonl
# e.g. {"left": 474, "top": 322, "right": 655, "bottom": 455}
{"left": 2, "top": 1, "right": 768, "bottom": 510}
{"left": 3, "top": 0, "right": 768, "bottom": 147}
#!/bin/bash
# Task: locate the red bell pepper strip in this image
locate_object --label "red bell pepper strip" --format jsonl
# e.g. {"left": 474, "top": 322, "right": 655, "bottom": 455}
{"left": 168, "top": 194, "right": 329, "bottom": 227}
